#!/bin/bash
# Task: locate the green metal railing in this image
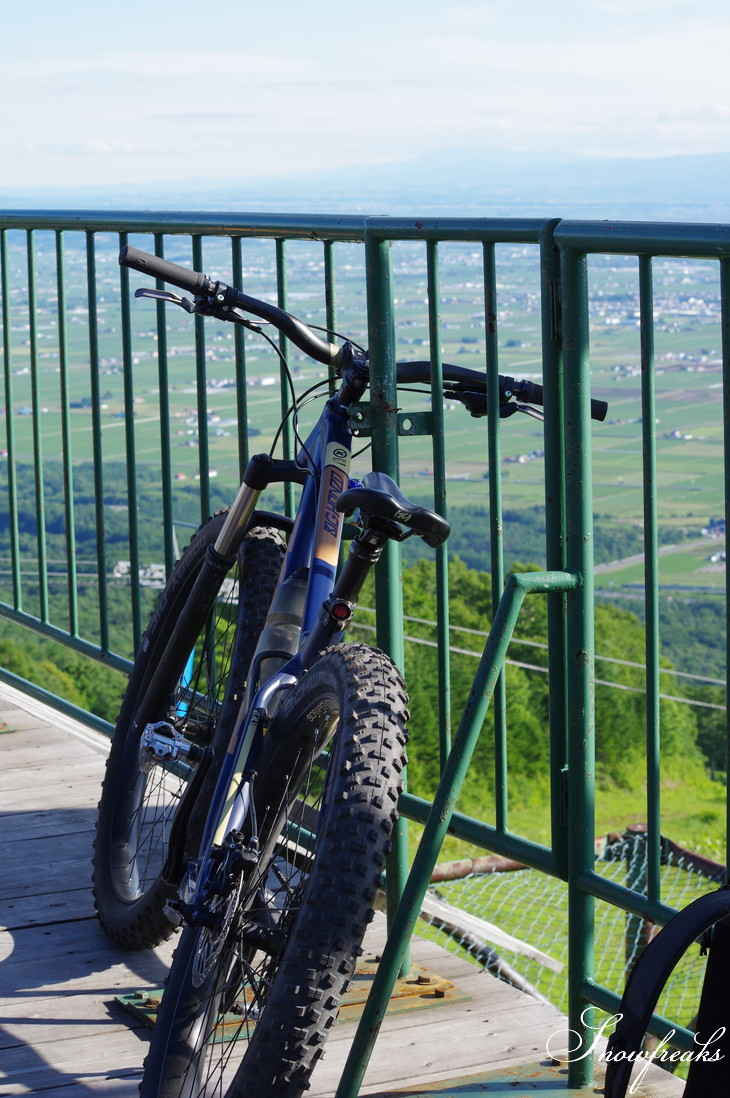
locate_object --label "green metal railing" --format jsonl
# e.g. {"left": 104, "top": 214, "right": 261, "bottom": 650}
{"left": 0, "top": 210, "right": 728, "bottom": 1091}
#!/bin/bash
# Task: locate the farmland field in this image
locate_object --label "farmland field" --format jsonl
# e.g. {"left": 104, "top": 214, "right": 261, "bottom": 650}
{"left": 0, "top": 231, "right": 727, "bottom": 594}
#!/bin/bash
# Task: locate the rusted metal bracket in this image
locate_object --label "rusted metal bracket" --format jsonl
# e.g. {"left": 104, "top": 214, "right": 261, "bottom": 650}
{"left": 115, "top": 959, "right": 467, "bottom": 1040}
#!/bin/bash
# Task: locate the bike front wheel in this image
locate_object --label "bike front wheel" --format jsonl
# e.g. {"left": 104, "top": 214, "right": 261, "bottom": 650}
{"left": 93, "top": 515, "right": 286, "bottom": 950}
{"left": 141, "top": 643, "right": 409, "bottom": 1098}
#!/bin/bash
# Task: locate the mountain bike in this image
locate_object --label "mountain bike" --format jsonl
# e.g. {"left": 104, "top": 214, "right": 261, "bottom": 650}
{"left": 93, "top": 244, "right": 608, "bottom": 1098}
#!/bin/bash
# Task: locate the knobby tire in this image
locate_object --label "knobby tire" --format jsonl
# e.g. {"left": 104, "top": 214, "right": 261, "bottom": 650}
{"left": 93, "top": 515, "right": 285, "bottom": 950}
{"left": 140, "top": 643, "right": 409, "bottom": 1098}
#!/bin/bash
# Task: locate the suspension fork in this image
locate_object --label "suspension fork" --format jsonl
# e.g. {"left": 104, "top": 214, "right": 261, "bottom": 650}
{"left": 131, "top": 481, "right": 263, "bottom": 741}
{"left": 145, "top": 483, "right": 266, "bottom": 887}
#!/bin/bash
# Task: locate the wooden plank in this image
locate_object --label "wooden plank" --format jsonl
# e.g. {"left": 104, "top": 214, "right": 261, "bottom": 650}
{"left": 0, "top": 827, "right": 94, "bottom": 875}
{"left": 2, "top": 888, "right": 96, "bottom": 929}
{"left": 0, "top": 920, "right": 175, "bottom": 992}
{"left": 0, "top": 737, "right": 102, "bottom": 772}
{"left": 0, "top": 862, "right": 94, "bottom": 904}
{"left": 0, "top": 710, "right": 52, "bottom": 733}
{"left": 0, "top": 1077, "right": 142, "bottom": 1098}
{"left": 0, "top": 683, "right": 111, "bottom": 751}
{"left": 0, "top": 1028, "right": 149, "bottom": 1093}
{"left": 0, "top": 685, "right": 686, "bottom": 1098}
{"left": 0, "top": 805, "right": 97, "bottom": 843}
{"left": 0, "top": 988, "right": 152, "bottom": 1049}
{"left": 0, "top": 761, "right": 106, "bottom": 807}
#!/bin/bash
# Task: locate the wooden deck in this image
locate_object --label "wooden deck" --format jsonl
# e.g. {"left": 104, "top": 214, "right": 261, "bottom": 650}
{"left": 0, "top": 682, "right": 684, "bottom": 1097}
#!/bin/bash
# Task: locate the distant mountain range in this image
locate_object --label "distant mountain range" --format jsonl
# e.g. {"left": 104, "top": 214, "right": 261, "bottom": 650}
{"left": 3, "top": 149, "right": 730, "bottom": 223}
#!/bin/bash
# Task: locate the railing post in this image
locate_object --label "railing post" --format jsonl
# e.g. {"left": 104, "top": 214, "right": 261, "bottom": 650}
{"left": 720, "top": 256, "right": 730, "bottom": 870}
{"left": 483, "top": 241, "right": 508, "bottom": 828}
{"left": 639, "top": 255, "right": 662, "bottom": 903}
{"left": 561, "top": 243, "right": 597, "bottom": 1089}
{"left": 334, "top": 571, "right": 578, "bottom": 1098}
{"left": 118, "top": 230, "right": 142, "bottom": 651}
{"left": 0, "top": 229, "right": 22, "bottom": 612}
{"left": 540, "top": 220, "right": 570, "bottom": 875}
{"left": 364, "top": 224, "right": 409, "bottom": 961}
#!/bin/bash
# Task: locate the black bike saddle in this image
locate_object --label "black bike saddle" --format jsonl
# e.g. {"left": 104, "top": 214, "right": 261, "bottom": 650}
{"left": 336, "top": 472, "right": 451, "bottom": 548}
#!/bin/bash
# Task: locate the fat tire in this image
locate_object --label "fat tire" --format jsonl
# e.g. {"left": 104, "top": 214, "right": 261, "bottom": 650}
{"left": 93, "top": 514, "right": 285, "bottom": 950}
{"left": 140, "top": 643, "right": 409, "bottom": 1098}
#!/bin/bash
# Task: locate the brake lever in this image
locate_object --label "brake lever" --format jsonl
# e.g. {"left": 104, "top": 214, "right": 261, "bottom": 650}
{"left": 444, "top": 388, "right": 544, "bottom": 421}
{"left": 132, "top": 288, "right": 267, "bottom": 335}
{"left": 514, "top": 403, "right": 544, "bottom": 422}
{"left": 190, "top": 298, "right": 269, "bottom": 334}
{"left": 134, "top": 288, "right": 196, "bottom": 313}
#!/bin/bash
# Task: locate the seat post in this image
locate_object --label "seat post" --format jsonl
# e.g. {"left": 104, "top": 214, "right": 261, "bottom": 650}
{"left": 297, "top": 524, "right": 394, "bottom": 669}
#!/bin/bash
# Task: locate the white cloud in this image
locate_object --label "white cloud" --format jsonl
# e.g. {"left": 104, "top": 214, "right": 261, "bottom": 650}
{"left": 2, "top": 0, "right": 730, "bottom": 186}
{"left": 3, "top": 52, "right": 311, "bottom": 80}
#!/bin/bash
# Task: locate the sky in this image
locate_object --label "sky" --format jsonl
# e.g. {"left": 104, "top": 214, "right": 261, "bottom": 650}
{"left": 2, "top": 0, "right": 730, "bottom": 191}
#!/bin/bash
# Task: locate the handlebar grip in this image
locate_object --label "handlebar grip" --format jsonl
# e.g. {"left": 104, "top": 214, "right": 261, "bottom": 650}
{"left": 515, "top": 378, "right": 544, "bottom": 405}
{"left": 518, "top": 378, "right": 607, "bottom": 422}
{"left": 119, "top": 245, "right": 210, "bottom": 295}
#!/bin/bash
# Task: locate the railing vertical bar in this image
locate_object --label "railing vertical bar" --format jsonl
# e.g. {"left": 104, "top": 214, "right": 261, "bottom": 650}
{"left": 639, "top": 254, "right": 661, "bottom": 903}
{"left": 721, "top": 256, "right": 730, "bottom": 870}
{"left": 26, "top": 229, "right": 49, "bottom": 622}
{"left": 85, "top": 232, "right": 109, "bottom": 653}
{"left": 231, "top": 237, "right": 250, "bottom": 479}
{"left": 426, "top": 241, "right": 452, "bottom": 766}
{"left": 0, "top": 230, "right": 22, "bottom": 609}
{"left": 540, "top": 223, "right": 570, "bottom": 876}
{"left": 153, "top": 234, "right": 175, "bottom": 576}
{"left": 192, "top": 233, "right": 218, "bottom": 690}
{"left": 561, "top": 244, "right": 596, "bottom": 1090}
{"left": 55, "top": 231, "right": 79, "bottom": 636}
{"left": 119, "top": 230, "right": 142, "bottom": 651}
{"left": 484, "top": 242, "right": 508, "bottom": 830}
{"left": 192, "top": 236, "right": 211, "bottom": 524}
{"left": 335, "top": 571, "right": 570, "bottom": 1098}
{"left": 363, "top": 227, "right": 409, "bottom": 968}
{"left": 276, "top": 239, "right": 295, "bottom": 517}
{"left": 324, "top": 240, "right": 338, "bottom": 394}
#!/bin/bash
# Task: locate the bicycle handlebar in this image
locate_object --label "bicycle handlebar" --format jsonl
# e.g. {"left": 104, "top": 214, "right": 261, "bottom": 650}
{"left": 119, "top": 246, "right": 608, "bottom": 422}
{"left": 397, "top": 361, "right": 608, "bottom": 421}
{"left": 119, "top": 245, "right": 341, "bottom": 367}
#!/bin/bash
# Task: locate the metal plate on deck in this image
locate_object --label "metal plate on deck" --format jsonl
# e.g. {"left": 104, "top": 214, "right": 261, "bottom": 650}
{"left": 339, "top": 956, "right": 469, "bottom": 1022}
{"left": 363, "top": 1061, "right": 606, "bottom": 1095}
{"left": 116, "top": 957, "right": 467, "bottom": 1037}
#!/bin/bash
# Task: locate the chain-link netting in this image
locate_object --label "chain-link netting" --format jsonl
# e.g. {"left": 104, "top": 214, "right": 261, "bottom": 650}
{"left": 418, "top": 832, "right": 723, "bottom": 1040}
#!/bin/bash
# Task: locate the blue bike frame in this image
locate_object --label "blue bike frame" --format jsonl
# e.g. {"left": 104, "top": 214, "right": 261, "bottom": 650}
{"left": 187, "top": 393, "right": 355, "bottom": 897}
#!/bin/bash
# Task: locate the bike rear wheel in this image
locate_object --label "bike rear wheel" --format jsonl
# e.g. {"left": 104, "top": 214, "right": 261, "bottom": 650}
{"left": 93, "top": 515, "right": 285, "bottom": 950}
{"left": 140, "top": 643, "right": 408, "bottom": 1098}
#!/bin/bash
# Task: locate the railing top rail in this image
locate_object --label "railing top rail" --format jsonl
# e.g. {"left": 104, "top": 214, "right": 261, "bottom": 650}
{"left": 8, "top": 211, "right": 730, "bottom": 255}
{"left": 0, "top": 210, "right": 369, "bottom": 241}
{"left": 362, "top": 215, "right": 558, "bottom": 243}
{"left": 0, "top": 210, "right": 568, "bottom": 247}
{"left": 554, "top": 218, "right": 730, "bottom": 258}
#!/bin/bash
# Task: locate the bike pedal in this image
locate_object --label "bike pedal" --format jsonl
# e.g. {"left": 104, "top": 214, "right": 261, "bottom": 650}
{"left": 140, "top": 721, "right": 212, "bottom": 765}
{"left": 163, "top": 898, "right": 187, "bottom": 926}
